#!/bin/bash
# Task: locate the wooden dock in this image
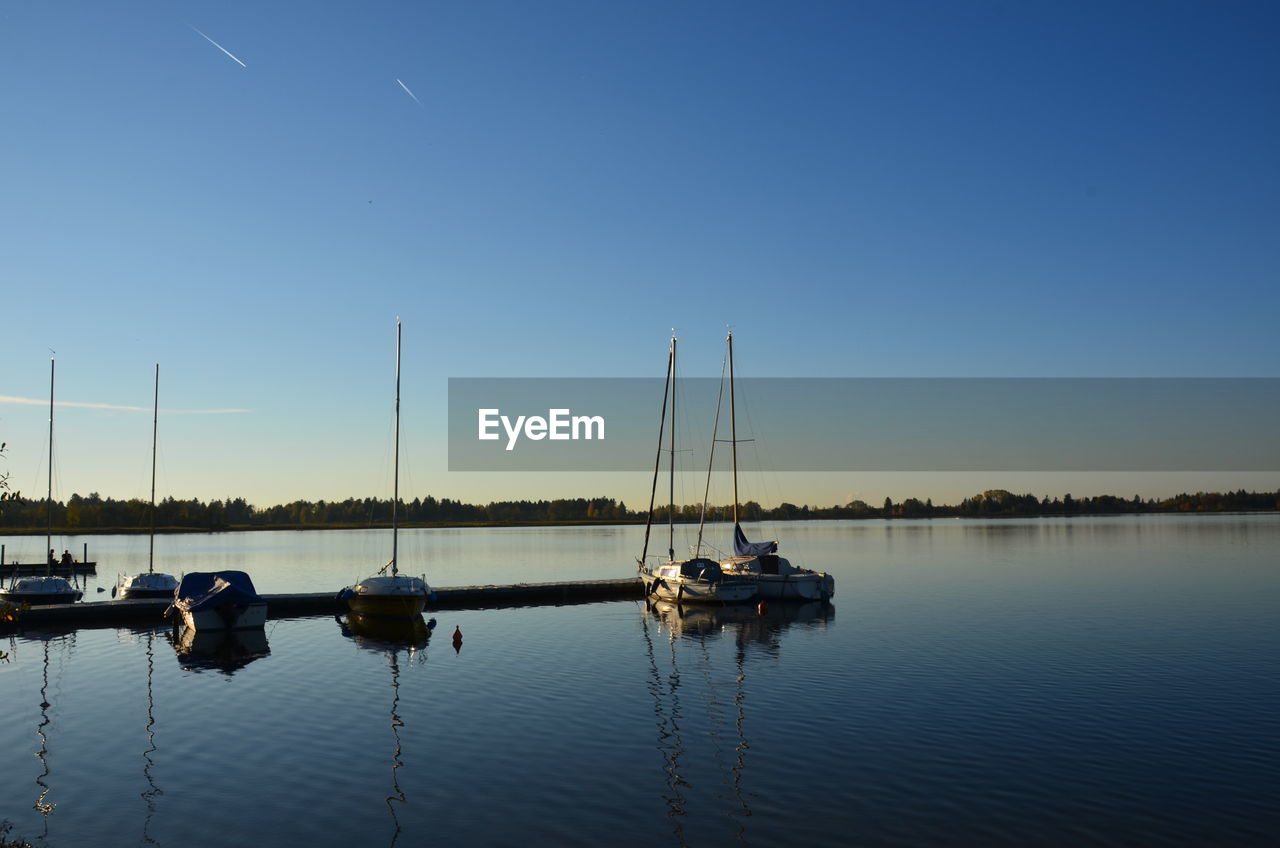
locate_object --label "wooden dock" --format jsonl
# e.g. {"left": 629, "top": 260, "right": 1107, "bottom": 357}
{"left": 3, "top": 562, "right": 98, "bottom": 577}
{"left": 2, "top": 542, "right": 97, "bottom": 576}
{"left": 1, "top": 578, "right": 645, "bottom": 631}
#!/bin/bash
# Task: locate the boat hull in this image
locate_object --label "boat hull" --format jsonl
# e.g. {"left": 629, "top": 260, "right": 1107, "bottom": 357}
{"left": 640, "top": 561, "right": 757, "bottom": 604}
{"left": 0, "top": 576, "right": 82, "bottom": 606}
{"left": 348, "top": 593, "right": 427, "bottom": 618}
{"left": 118, "top": 586, "right": 179, "bottom": 600}
{"left": 643, "top": 576, "right": 757, "bottom": 604}
{"left": 176, "top": 602, "right": 267, "bottom": 631}
{"left": 116, "top": 572, "right": 180, "bottom": 599}
{"left": 720, "top": 555, "right": 835, "bottom": 601}
{"left": 344, "top": 574, "right": 429, "bottom": 619}
{"left": 0, "top": 590, "right": 83, "bottom": 606}
{"left": 752, "top": 573, "right": 835, "bottom": 601}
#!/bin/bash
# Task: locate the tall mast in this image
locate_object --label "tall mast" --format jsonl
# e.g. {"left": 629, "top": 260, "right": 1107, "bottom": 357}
{"left": 639, "top": 335, "right": 674, "bottom": 566}
{"left": 728, "top": 331, "right": 739, "bottom": 526}
{"left": 149, "top": 364, "right": 159, "bottom": 574}
{"left": 695, "top": 340, "right": 730, "bottom": 556}
{"left": 668, "top": 334, "right": 676, "bottom": 562}
{"left": 392, "top": 319, "right": 402, "bottom": 576}
{"left": 46, "top": 358, "right": 54, "bottom": 576}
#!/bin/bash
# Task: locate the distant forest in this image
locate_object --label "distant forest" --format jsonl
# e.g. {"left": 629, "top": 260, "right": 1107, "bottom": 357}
{"left": 0, "top": 488, "right": 1276, "bottom": 532}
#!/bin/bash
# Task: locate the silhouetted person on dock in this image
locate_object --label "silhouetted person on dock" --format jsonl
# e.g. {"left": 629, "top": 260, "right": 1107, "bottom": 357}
{"left": 61, "top": 550, "right": 73, "bottom": 567}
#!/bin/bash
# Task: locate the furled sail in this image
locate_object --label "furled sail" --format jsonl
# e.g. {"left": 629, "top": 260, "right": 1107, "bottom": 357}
{"left": 733, "top": 523, "right": 777, "bottom": 556}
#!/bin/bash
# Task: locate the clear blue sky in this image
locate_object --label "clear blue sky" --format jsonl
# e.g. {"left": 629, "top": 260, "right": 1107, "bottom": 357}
{"left": 2, "top": 0, "right": 1277, "bottom": 511}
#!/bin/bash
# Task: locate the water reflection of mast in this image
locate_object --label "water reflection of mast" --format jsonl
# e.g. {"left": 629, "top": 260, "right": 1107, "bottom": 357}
{"left": 34, "top": 637, "right": 55, "bottom": 822}
{"left": 339, "top": 613, "right": 431, "bottom": 848}
{"left": 685, "top": 612, "right": 751, "bottom": 837}
{"left": 141, "top": 629, "right": 162, "bottom": 846}
{"left": 730, "top": 641, "right": 749, "bottom": 837}
{"left": 643, "top": 601, "right": 835, "bottom": 841}
{"left": 385, "top": 649, "right": 407, "bottom": 848}
{"left": 640, "top": 608, "right": 688, "bottom": 844}
{"left": 31, "top": 632, "right": 73, "bottom": 842}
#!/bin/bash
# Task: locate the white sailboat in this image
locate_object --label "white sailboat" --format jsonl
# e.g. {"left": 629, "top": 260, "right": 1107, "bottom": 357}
{"left": 0, "top": 358, "right": 83, "bottom": 606}
{"left": 716, "top": 331, "right": 835, "bottom": 601}
{"left": 116, "top": 364, "right": 179, "bottom": 599}
{"left": 341, "top": 320, "right": 430, "bottom": 618}
{"left": 637, "top": 334, "right": 757, "bottom": 604}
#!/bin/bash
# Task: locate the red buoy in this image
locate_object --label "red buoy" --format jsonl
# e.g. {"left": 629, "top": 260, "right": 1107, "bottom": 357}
{"left": 452, "top": 626, "right": 463, "bottom": 643}
{"left": 757, "top": 600, "right": 768, "bottom": 616}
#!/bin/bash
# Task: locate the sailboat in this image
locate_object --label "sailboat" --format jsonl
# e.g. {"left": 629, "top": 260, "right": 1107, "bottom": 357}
{"left": 115, "top": 364, "right": 179, "bottom": 599}
{"left": 716, "top": 331, "right": 835, "bottom": 601}
{"left": 340, "top": 320, "right": 430, "bottom": 618}
{"left": 0, "top": 358, "right": 83, "bottom": 606}
{"left": 637, "top": 334, "right": 757, "bottom": 605}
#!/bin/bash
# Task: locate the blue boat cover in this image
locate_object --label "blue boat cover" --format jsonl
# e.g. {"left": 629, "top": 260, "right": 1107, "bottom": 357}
{"left": 174, "top": 571, "right": 263, "bottom": 612}
{"left": 733, "top": 523, "right": 777, "bottom": 557}
{"left": 679, "top": 558, "right": 724, "bottom": 580}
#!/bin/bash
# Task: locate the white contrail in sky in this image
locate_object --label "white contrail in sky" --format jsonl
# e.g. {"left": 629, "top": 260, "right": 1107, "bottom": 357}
{"left": 191, "top": 26, "right": 247, "bottom": 68}
{"left": 396, "top": 78, "right": 421, "bottom": 105}
{"left": 0, "top": 395, "right": 249, "bottom": 414}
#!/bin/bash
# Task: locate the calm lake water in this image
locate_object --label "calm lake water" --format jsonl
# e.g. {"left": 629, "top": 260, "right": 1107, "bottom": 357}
{"left": 2, "top": 515, "right": 1278, "bottom": 846}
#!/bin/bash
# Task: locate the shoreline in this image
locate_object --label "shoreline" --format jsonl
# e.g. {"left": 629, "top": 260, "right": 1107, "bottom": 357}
{"left": 1, "top": 508, "right": 1277, "bottom": 537}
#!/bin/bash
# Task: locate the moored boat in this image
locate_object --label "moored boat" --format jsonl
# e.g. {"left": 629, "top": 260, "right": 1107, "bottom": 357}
{"left": 346, "top": 574, "right": 430, "bottom": 618}
{"left": 340, "top": 320, "right": 430, "bottom": 619}
{"left": 720, "top": 549, "right": 835, "bottom": 601}
{"left": 715, "top": 331, "right": 834, "bottom": 601}
{"left": 0, "top": 358, "right": 82, "bottom": 607}
{"left": 116, "top": 571, "right": 180, "bottom": 599}
{"left": 0, "top": 575, "right": 82, "bottom": 606}
{"left": 117, "top": 365, "right": 180, "bottom": 600}
{"left": 644, "top": 557, "right": 758, "bottom": 604}
{"left": 165, "top": 570, "right": 266, "bottom": 631}
{"left": 637, "top": 333, "right": 757, "bottom": 605}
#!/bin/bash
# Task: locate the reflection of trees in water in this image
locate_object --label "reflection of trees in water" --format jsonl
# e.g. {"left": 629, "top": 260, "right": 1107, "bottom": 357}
{"left": 642, "top": 600, "right": 835, "bottom": 845}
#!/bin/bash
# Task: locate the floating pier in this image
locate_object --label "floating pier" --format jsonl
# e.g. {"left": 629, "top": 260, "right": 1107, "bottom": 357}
{"left": 1, "top": 542, "right": 97, "bottom": 576}
{"left": 1, "top": 578, "right": 645, "bottom": 631}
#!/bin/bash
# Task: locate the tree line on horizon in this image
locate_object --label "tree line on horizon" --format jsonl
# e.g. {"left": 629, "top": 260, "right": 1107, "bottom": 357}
{"left": 0, "top": 487, "right": 1276, "bottom": 532}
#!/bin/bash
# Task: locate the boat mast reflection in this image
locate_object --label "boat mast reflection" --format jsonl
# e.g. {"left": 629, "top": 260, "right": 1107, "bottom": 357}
{"left": 28, "top": 631, "right": 74, "bottom": 842}
{"left": 141, "top": 628, "right": 162, "bottom": 846}
{"left": 640, "top": 609, "right": 689, "bottom": 842}
{"left": 641, "top": 600, "right": 834, "bottom": 844}
{"left": 34, "top": 637, "right": 55, "bottom": 819}
{"left": 338, "top": 613, "right": 434, "bottom": 848}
